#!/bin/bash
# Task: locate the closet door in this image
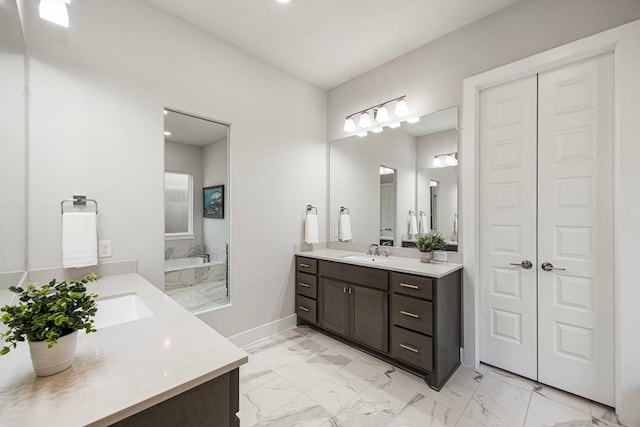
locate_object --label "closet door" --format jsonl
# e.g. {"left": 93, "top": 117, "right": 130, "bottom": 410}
{"left": 479, "top": 76, "right": 538, "bottom": 380}
{"left": 537, "top": 54, "right": 614, "bottom": 405}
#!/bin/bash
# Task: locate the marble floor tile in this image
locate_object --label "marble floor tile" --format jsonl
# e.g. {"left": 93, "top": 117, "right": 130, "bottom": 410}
{"left": 485, "top": 367, "right": 538, "bottom": 392}
{"left": 524, "top": 392, "right": 591, "bottom": 427}
{"left": 239, "top": 359, "right": 279, "bottom": 395}
{"left": 532, "top": 384, "right": 593, "bottom": 415}
{"left": 390, "top": 393, "right": 462, "bottom": 426}
{"left": 420, "top": 364, "right": 483, "bottom": 413}
{"left": 281, "top": 352, "right": 351, "bottom": 392}
{"left": 463, "top": 375, "right": 531, "bottom": 427}
{"left": 306, "top": 372, "right": 362, "bottom": 414}
{"left": 253, "top": 393, "right": 333, "bottom": 427}
{"left": 240, "top": 376, "right": 303, "bottom": 423}
{"left": 590, "top": 404, "right": 627, "bottom": 427}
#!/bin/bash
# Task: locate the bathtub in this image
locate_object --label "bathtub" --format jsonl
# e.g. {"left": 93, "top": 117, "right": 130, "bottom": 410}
{"left": 164, "top": 257, "right": 227, "bottom": 291}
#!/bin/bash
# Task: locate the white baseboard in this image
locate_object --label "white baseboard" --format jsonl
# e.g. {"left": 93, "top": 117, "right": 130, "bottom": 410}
{"left": 227, "top": 314, "right": 298, "bottom": 348}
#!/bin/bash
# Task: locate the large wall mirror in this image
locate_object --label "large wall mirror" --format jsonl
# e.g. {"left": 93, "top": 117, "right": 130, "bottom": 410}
{"left": 330, "top": 106, "right": 458, "bottom": 251}
{"left": 0, "top": 1, "right": 27, "bottom": 288}
{"left": 164, "top": 109, "right": 230, "bottom": 311}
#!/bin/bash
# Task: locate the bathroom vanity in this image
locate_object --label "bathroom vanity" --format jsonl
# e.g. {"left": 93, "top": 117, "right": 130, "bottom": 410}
{"left": 0, "top": 273, "right": 247, "bottom": 426}
{"left": 295, "top": 249, "right": 462, "bottom": 390}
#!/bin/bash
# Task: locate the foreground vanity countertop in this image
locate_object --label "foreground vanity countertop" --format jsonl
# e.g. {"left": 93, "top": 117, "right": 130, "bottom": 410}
{"left": 295, "top": 248, "right": 462, "bottom": 278}
{"left": 0, "top": 273, "right": 248, "bottom": 427}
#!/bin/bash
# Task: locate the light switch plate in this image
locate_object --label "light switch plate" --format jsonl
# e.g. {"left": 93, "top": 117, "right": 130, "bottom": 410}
{"left": 98, "top": 240, "right": 112, "bottom": 258}
{"left": 434, "top": 251, "right": 447, "bottom": 262}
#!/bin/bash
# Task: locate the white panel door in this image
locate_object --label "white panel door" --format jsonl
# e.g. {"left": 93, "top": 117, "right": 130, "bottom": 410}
{"left": 537, "top": 54, "right": 614, "bottom": 405}
{"left": 479, "top": 76, "right": 538, "bottom": 380}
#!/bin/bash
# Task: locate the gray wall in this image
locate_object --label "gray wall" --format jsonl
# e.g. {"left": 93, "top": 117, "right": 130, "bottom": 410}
{"left": 23, "top": 0, "right": 327, "bottom": 337}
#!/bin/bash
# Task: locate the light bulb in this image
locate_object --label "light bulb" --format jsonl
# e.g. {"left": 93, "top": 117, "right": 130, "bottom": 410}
{"left": 356, "top": 132, "right": 368, "bottom": 137}
{"left": 39, "top": 0, "right": 70, "bottom": 27}
{"left": 371, "top": 127, "right": 383, "bottom": 133}
{"left": 358, "top": 112, "right": 372, "bottom": 128}
{"left": 395, "top": 99, "right": 408, "bottom": 117}
{"left": 445, "top": 155, "right": 455, "bottom": 165}
{"left": 432, "top": 156, "right": 442, "bottom": 166}
{"left": 406, "top": 117, "right": 420, "bottom": 123}
{"left": 375, "top": 106, "right": 389, "bottom": 123}
{"left": 387, "top": 122, "right": 401, "bottom": 128}
{"left": 343, "top": 117, "right": 355, "bottom": 132}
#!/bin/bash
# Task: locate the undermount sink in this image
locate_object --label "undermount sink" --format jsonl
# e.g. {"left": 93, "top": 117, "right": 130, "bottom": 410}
{"left": 94, "top": 293, "right": 154, "bottom": 329}
{"left": 341, "top": 254, "right": 391, "bottom": 264}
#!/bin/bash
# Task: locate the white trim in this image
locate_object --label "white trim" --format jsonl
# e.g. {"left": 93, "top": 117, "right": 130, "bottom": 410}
{"left": 462, "top": 19, "right": 640, "bottom": 425}
{"left": 226, "top": 314, "right": 298, "bottom": 348}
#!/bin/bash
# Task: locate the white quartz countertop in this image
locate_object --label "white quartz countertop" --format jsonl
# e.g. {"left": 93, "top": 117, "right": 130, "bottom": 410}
{"left": 0, "top": 273, "right": 248, "bottom": 427}
{"left": 295, "top": 248, "right": 462, "bottom": 278}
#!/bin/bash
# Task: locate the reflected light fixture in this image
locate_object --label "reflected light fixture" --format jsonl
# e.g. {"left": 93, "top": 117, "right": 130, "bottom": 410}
{"left": 39, "top": 0, "right": 71, "bottom": 27}
{"left": 406, "top": 117, "right": 420, "bottom": 124}
{"left": 371, "top": 127, "right": 383, "bottom": 133}
{"left": 388, "top": 122, "right": 401, "bottom": 129}
{"left": 380, "top": 166, "right": 395, "bottom": 175}
{"left": 358, "top": 112, "right": 372, "bottom": 128}
{"left": 432, "top": 152, "right": 458, "bottom": 167}
{"left": 356, "top": 131, "right": 368, "bottom": 137}
{"left": 343, "top": 95, "right": 407, "bottom": 134}
{"left": 164, "top": 131, "right": 172, "bottom": 136}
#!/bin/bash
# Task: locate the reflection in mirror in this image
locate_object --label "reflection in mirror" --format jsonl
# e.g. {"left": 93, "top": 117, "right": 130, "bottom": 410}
{"left": 379, "top": 166, "right": 396, "bottom": 246}
{"left": 164, "top": 109, "right": 230, "bottom": 311}
{"left": 330, "top": 107, "right": 458, "bottom": 251}
{"left": 0, "top": 1, "right": 27, "bottom": 288}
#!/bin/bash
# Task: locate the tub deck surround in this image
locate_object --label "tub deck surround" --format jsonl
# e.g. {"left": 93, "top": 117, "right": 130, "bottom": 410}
{"left": 0, "top": 273, "right": 248, "bottom": 427}
{"left": 294, "top": 248, "right": 462, "bottom": 278}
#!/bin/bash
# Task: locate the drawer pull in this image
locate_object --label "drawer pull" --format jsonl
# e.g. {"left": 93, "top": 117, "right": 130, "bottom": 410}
{"left": 298, "top": 282, "right": 310, "bottom": 288}
{"left": 400, "top": 310, "right": 419, "bottom": 319}
{"left": 400, "top": 283, "right": 419, "bottom": 290}
{"left": 299, "top": 263, "right": 311, "bottom": 268}
{"left": 400, "top": 343, "right": 420, "bottom": 353}
{"left": 298, "top": 306, "right": 310, "bottom": 312}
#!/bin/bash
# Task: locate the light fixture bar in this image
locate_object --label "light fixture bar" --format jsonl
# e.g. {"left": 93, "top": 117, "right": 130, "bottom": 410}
{"left": 344, "top": 95, "right": 407, "bottom": 121}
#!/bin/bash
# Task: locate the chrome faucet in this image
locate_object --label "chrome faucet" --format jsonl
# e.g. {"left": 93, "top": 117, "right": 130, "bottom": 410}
{"left": 367, "top": 244, "right": 380, "bottom": 256}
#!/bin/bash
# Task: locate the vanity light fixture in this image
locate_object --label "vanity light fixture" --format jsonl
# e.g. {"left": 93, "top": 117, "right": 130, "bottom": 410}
{"left": 432, "top": 152, "right": 458, "bottom": 167}
{"left": 39, "top": 0, "right": 71, "bottom": 28}
{"left": 343, "top": 95, "right": 408, "bottom": 134}
{"left": 358, "top": 111, "right": 372, "bottom": 128}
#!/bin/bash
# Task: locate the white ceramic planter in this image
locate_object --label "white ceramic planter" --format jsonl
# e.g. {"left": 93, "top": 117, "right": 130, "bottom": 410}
{"left": 419, "top": 252, "right": 434, "bottom": 263}
{"left": 28, "top": 330, "right": 78, "bottom": 376}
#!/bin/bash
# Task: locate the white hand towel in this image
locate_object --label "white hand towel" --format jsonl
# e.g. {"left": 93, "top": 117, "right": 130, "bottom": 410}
{"left": 339, "top": 214, "right": 352, "bottom": 242}
{"left": 419, "top": 212, "right": 429, "bottom": 234}
{"left": 305, "top": 213, "right": 320, "bottom": 244}
{"left": 62, "top": 212, "right": 98, "bottom": 268}
{"left": 409, "top": 213, "right": 418, "bottom": 235}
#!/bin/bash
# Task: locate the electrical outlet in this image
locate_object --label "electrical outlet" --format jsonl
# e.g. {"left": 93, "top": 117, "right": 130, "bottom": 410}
{"left": 98, "top": 240, "right": 112, "bottom": 258}
{"left": 434, "top": 251, "right": 447, "bottom": 262}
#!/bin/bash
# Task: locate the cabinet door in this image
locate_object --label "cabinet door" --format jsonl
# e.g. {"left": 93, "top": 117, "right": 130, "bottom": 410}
{"left": 350, "top": 284, "right": 388, "bottom": 353}
{"left": 319, "top": 278, "right": 349, "bottom": 337}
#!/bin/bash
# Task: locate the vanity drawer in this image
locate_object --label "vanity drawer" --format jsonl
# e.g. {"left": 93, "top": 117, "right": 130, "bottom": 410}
{"left": 390, "top": 326, "right": 433, "bottom": 372}
{"left": 296, "top": 257, "right": 318, "bottom": 274}
{"left": 391, "top": 272, "right": 433, "bottom": 300}
{"left": 391, "top": 294, "right": 433, "bottom": 336}
{"left": 296, "top": 271, "right": 317, "bottom": 299}
{"left": 296, "top": 294, "right": 317, "bottom": 324}
{"left": 319, "top": 260, "right": 388, "bottom": 291}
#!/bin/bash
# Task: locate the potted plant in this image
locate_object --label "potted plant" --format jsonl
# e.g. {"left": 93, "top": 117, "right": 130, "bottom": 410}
{"left": 415, "top": 231, "right": 446, "bottom": 263}
{"left": 0, "top": 273, "right": 99, "bottom": 376}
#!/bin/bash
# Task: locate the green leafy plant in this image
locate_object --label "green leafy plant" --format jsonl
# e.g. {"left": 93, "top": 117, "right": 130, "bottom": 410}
{"left": 415, "top": 231, "right": 446, "bottom": 253}
{"left": 0, "top": 273, "right": 99, "bottom": 355}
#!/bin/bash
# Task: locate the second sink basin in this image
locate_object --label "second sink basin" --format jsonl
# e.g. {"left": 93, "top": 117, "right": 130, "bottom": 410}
{"left": 341, "top": 254, "right": 391, "bottom": 264}
{"left": 94, "top": 293, "right": 154, "bottom": 329}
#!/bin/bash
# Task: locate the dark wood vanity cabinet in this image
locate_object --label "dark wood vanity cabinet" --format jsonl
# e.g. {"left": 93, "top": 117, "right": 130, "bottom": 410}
{"left": 294, "top": 255, "right": 461, "bottom": 390}
{"left": 317, "top": 261, "right": 388, "bottom": 353}
{"left": 295, "top": 257, "right": 318, "bottom": 325}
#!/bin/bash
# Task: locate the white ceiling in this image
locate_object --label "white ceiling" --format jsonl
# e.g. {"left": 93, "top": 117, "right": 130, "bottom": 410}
{"left": 144, "top": 0, "right": 521, "bottom": 89}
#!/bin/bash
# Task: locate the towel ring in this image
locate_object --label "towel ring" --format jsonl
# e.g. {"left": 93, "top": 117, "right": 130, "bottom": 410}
{"left": 340, "top": 206, "right": 350, "bottom": 215}
{"left": 306, "top": 205, "right": 318, "bottom": 215}
{"left": 61, "top": 195, "right": 99, "bottom": 214}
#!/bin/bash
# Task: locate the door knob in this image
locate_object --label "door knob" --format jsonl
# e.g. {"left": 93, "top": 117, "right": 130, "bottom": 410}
{"left": 541, "top": 262, "right": 566, "bottom": 272}
{"left": 510, "top": 260, "right": 533, "bottom": 269}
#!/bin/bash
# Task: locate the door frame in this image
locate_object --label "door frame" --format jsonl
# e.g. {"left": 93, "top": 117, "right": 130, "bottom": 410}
{"left": 461, "top": 19, "right": 640, "bottom": 423}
